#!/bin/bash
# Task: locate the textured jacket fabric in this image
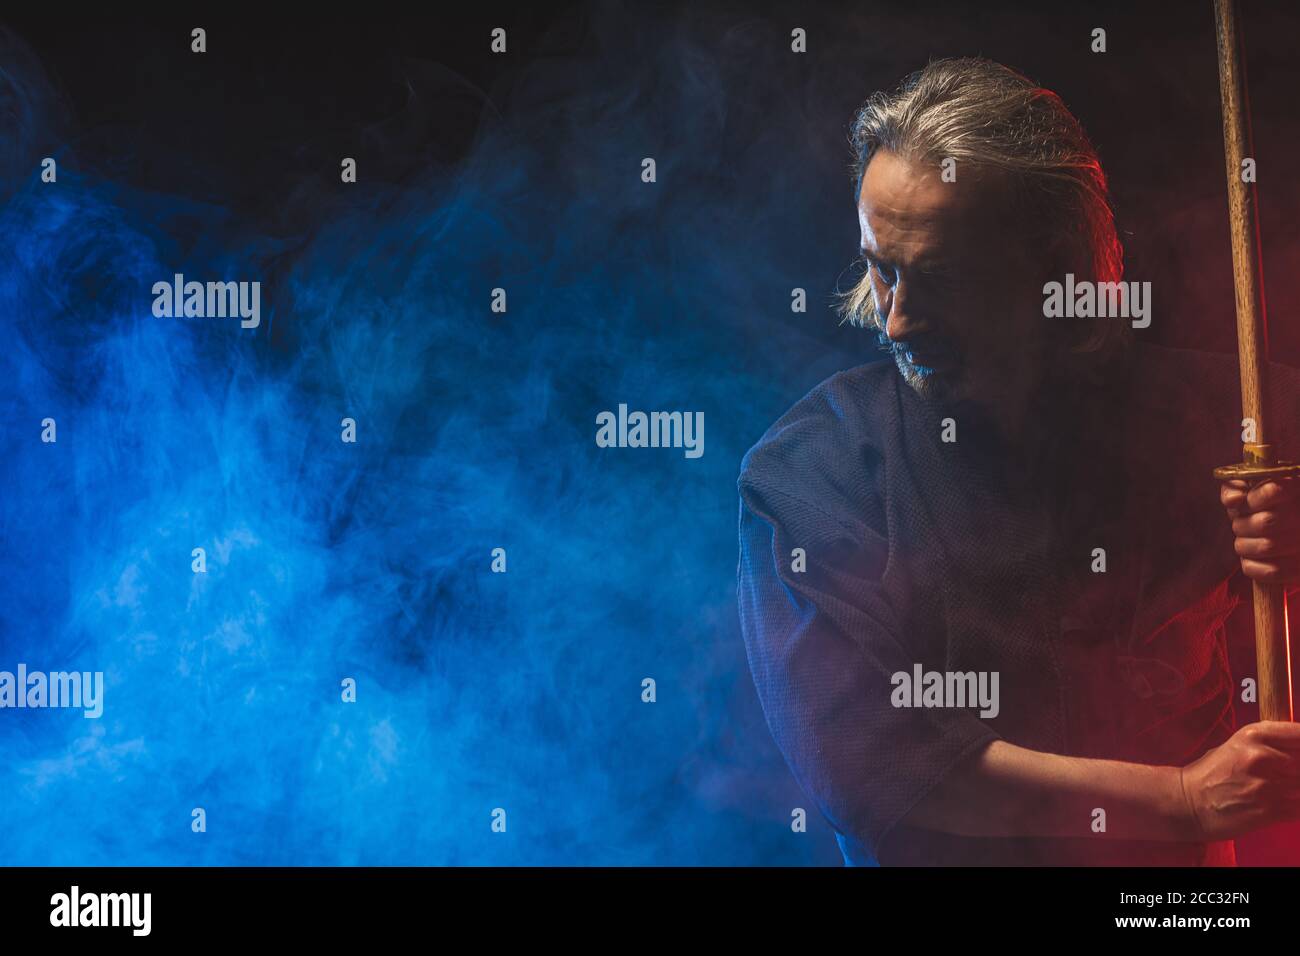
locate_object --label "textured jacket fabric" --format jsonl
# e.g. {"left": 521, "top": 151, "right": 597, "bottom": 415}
{"left": 737, "top": 344, "right": 1300, "bottom": 865}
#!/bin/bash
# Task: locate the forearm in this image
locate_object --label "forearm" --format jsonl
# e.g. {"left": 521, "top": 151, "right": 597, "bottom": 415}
{"left": 901, "top": 739, "right": 1198, "bottom": 841}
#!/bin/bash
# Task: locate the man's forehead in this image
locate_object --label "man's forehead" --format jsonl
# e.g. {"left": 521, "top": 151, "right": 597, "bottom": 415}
{"left": 857, "top": 150, "right": 1000, "bottom": 253}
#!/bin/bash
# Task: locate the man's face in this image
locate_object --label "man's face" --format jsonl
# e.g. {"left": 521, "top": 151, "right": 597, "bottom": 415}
{"left": 857, "top": 149, "right": 1050, "bottom": 411}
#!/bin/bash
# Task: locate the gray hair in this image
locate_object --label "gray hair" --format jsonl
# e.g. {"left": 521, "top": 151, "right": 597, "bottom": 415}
{"left": 835, "top": 57, "right": 1130, "bottom": 376}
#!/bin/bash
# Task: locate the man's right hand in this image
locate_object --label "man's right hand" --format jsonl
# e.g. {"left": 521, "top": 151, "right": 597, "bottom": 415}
{"left": 1180, "top": 721, "right": 1300, "bottom": 840}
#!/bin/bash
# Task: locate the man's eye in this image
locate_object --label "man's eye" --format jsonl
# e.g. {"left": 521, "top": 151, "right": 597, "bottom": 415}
{"left": 870, "top": 259, "right": 897, "bottom": 285}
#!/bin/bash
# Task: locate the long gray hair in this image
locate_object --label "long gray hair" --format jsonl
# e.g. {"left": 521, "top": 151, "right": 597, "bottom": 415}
{"left": 836, "top": 57, "right": 1131, "bottom": 380}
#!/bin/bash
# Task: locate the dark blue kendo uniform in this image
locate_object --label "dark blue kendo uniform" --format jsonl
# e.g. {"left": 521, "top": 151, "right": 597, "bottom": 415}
{"left": 737, "top": 343, "right": 1300, "bottom": 865}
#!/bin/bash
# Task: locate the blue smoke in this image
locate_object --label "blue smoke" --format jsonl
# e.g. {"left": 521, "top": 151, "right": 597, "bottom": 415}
{"left": 0, "top": 8, "right": 867, "bottom": 865}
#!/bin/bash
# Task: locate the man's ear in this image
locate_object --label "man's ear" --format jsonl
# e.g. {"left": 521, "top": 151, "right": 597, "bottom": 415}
{"left": 1039, "top": 233, "right": 1095, "bottom": 295}
{"left": 1036, "top": 230, "right": 1074, "bottom": 280}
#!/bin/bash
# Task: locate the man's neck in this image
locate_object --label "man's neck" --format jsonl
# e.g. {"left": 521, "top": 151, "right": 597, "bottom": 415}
{"left": 931, "top": 368, "right": 1068, "bottom": 496}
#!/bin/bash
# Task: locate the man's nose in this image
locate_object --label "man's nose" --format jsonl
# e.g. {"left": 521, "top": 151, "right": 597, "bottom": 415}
{"left": 883, "top": 279, "right": 932, "bottom": 343}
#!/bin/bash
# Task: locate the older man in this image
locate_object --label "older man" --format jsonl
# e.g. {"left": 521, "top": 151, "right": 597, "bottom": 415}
{"left": 737, "top": 57, "right": 1300, "bottom": 866}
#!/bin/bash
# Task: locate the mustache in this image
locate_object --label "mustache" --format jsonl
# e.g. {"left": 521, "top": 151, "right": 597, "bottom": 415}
{"left": 873, "top": 329, "right": 957, "bottom": 364}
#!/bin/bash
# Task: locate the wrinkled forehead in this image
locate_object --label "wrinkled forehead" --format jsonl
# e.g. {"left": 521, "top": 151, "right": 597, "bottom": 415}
{"left": 856, "top": 150, "right": 1011, "bottom": 256}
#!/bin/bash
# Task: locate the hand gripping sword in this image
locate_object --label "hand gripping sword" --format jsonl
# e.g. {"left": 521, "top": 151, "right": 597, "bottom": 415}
{"left": 1210, "top": 0, "right": 1298, "bottom": 721}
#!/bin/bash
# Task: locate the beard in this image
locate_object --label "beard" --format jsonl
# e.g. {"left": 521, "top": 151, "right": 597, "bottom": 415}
{"left": 888, "top": 343, "right": 962, "bottom": 405}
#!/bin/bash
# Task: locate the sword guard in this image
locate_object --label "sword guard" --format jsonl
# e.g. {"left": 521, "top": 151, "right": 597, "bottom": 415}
{"left": 1212, "top": 460, "right": 1300, "bottom": 482}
